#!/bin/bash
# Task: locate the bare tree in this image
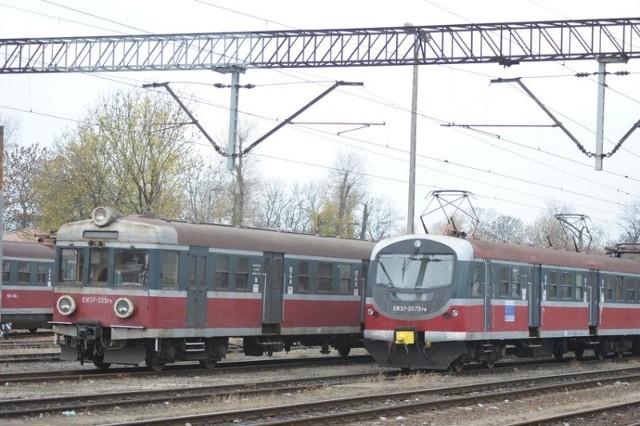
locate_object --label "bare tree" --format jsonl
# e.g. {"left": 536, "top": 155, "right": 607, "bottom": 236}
{"left": 475, "top": 208, "right": 527, "bottom": 243}
{"left": 317, "top": 148, "right": 367, "bottom": 237}
{"left": 181, "top": 154, "right": 230, "bottom": 222}
{"left": 618, "top": 200, "right": 640, "bottom": 244}
{"left": 359, "top": 195, "right": 402, "bottom": 240}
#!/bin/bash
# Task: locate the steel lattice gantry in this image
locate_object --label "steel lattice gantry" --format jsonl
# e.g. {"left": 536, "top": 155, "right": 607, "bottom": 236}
{"left": 0, "top": 17, "right": 639, "bottom": 73}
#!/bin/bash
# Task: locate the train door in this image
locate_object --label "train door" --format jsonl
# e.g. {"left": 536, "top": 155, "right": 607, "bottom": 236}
{"left": 186, "top": 247, "right": 208, "bottom": 328}
{"left": 262, "top": 252, "right": 283, "bottom": 325}
{"left": 588, "top": 269, "right": 600, "bottom": 328}
{"left": 358, "top": 261, "right": 369, "bottom": 322}
{"left": 483, "top": 260, "right": 493, "bottom": 331}
{"left": 528, "top": 265, "right": 542, "bottom": 329}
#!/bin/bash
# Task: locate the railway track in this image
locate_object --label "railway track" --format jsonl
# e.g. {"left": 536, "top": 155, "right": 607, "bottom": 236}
{"left": 3, "top": 361, "right": 640, "bottom": 425}
{"left": 0, "top": 354, "right": 373, "bottom": 383}
{"left": 96, "top": 365, "right": 640, "bottom": 425}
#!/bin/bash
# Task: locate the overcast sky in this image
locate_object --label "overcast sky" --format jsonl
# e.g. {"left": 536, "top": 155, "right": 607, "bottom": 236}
{"left": 0, "top": 0, "right": 639, "bottom": 240}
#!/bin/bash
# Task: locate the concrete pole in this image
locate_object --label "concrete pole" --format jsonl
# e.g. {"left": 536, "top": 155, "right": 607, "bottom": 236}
{"left": 595, "top": 60, "right": 607, "bottom": 171}
{"left": 227, "top": 70, "right": 240, "bottom": 170}
{"left": 406, "top": 32, "right": 419, "bottom": 234}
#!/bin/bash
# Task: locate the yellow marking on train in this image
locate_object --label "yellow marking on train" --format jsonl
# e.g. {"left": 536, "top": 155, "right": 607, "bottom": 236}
{"left": 395, "top": 330, "right": 415, "bottom": 345}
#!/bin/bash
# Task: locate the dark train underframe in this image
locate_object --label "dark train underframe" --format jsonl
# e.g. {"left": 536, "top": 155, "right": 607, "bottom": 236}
{"left": 368, "top": 331, "right": 640, "bottom": 371}
{"left": 58, "top": 321, "right": 362, "bottom": 371}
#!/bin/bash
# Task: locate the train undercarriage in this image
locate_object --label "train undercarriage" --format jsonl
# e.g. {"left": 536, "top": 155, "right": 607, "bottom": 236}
{"left": 366, "top": 333, "right": 640, "bottom": 372}
{"left": 57, "top": 322, "right": 362, "bottom": 371}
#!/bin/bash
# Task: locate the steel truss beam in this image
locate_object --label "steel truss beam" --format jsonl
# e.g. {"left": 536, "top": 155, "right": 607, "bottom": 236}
{"left": 0, "top": 18, "right": 639, "bottom": 73}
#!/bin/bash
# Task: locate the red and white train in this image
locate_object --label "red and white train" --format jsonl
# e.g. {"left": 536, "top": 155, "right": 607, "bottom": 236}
{"left": 363, "top": 233, "right": 640, "bottom": 371}
{"left": 1, "top": 240, "right": 55, "bottom": 334}
{"left": 52, "top": 207, "right": 374, "bottom": 370}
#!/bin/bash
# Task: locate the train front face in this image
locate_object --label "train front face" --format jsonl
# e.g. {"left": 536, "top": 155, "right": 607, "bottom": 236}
{"left": 363, "top": 234, "right": 474, "bottom": 370}
{"left": 52, "top": 207, "right": 159, "bottom": 367}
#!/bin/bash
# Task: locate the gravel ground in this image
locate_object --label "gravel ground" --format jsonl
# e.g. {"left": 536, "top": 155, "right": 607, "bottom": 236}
{"left": 3, "top": 351, "right": 640, "bottom": 425}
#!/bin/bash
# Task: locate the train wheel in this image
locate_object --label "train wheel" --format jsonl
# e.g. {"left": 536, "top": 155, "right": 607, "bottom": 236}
{"left": 337, "top": 346, "right": 351, "bottom": 359}
{"left": 28, "top": 328, "right": 38, "bottom": 334}
{"left": 199, "top": 360, "right": 217, "bottom": 370}
{"left": 574, "top": 348, "right": 584, "bottom": 360}
{"left": 93, "top": 355, "right": 111, "bottom": 370}
{"left": 594, "top": 347, "right": 605, "bottom": 360}
{"left": 448, "top": 359, "right": 464, "bottom": 372}
{"left": 145, "top": 355, "right": 166, "bottom": 372}
{"left": 484, "top": 361, "right": 495, "bottom": 369}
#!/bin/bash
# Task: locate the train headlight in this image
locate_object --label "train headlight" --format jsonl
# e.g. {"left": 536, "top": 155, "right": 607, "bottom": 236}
{"left": 92, "top": 206, "right": 123, "bottom": 227}
{"left": 451, "top": 309, "right": 459, "bottom": 317}
{"left": 56, "top": 295, "right": 77, "bottom": 316}
{"left": 114, "top": 297, "right": 135, "bottom": 319}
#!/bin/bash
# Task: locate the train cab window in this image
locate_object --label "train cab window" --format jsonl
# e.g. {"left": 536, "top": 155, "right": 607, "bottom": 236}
{"left": 614, "top": 276, "right": 623, "bottom": 301}
{"left": 215, "top": 254, "right": 230, "bottom": 290}
{"left": 576, "top": 273, "right": 583, "bottom": 301}
{"left": 318, "top": 262, "right": 333, "bottom": 293}
{"left": 2, "top": 260, "right": 9, "bottom": 283}
{"left": 297, "top": 261, "right": 310, "bottom": 293}
{"left": 548, "top": 271, "right": 558, "bottom": 299}
{"left": 59, "top": 248, "right": 83, "bottom": 283}
{"left": 471, "top": 265, "right": 483, "bottom": 297}
{"left": 36, "top": 265, "right": 48, "bottom": 285}
{"left": 511, "top": 268, "right": 521, "bottom": 298}
{"left": 339, "top": 264, "right": 351, "bottom": 294}
{"left": 236, "top": 256, "right": 249, "bottom": 290}
{"left": 89, "top": 248, "right": 110, "bottom": 285}
{"left": 161, "top": 251, "right": 179, "bottom": 290}
{"left": 561, "top": 272, "right": 572, "bottom": 299}
{"left": 499, "top": 267, "right": 509, "bottom": 297}
{"left": 114, "top": 249, "right": 149, "bottom": 286}
{"left": 17, "top": 261, "right": 30, "bottom": 284}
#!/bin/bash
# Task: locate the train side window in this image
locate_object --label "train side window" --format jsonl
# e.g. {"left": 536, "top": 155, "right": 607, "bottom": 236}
{"left": 499, "top": 266, "right": 509, "bottom": 297}
{"left": 17, "top": 261, "right": 30, "bottom": 284}
{"left": 236, "top": 256, "right": 249, "bottom": 291}
{"left": 614, "top": 276, "right": 623, "bottom": 302}
{"left": 2, "top": 260, "right": 9, "bottom": 283}
{"left": 36, "top": 264, "right": 48, "bottom": 285}
{"left": 561, "top": 272, "right": 572, "bottom": 299}
{"left": 548, "top": 271, "right": 557, "bottom": 299}
{"left": 511, "top": 268, "right": 521, "bottom": 298}
{"left": 215, "top": 254, "right": 230, "bottom": 290}
{"left": 339, "top": 264, "right": 351, "bottom": 294}
{"left": 318, "top": 262, "right": 333, "bottom": 293}
{"left": 471, "top": 265, "right": 483, "bottom": 297}
{"left": 604, "top": 276, "right": 613, "bottom": 301}
{"left": 575, "top": 273, "right": 583, "bottom": 301}
{"left": 298, "top": 261, "right": 310, "bottom": 293}
{"left": 161, "top": 251, "right": 179, "bottom": 290}
{"left": 626, "top": 278, "right": 636, "bottom": 302}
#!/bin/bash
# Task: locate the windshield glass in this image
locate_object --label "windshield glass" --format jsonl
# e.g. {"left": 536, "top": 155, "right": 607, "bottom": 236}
{"left": 376, "top": 253, "right": 454, "bottom": 290}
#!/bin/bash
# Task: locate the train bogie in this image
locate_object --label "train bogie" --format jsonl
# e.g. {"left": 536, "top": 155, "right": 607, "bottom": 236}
{"left": 52, "top": 207, "right": 374, "bottom": 369}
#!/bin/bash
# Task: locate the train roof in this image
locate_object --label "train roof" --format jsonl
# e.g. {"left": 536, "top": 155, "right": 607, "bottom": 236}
{"left": 1, "top": 240, "right": 55, "bottom": 260}
{"left": 55, "top": 211, "right": 375, "bottom": 260}
{"left": 375, "top": 234, "right": 640, "bottom": 275}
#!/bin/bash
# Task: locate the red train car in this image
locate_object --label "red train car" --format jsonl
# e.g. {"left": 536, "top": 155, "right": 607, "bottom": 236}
{"left": 52, "top": 207, "right": 374, "bottom": 370}
{"left": 0, "top": 240, "right": 55, "bottom": 334}
{"left": 363, "top": 234, "right": 640, "bottom": 371}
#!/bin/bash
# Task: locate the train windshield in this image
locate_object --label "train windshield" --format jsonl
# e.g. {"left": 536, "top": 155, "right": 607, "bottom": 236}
{"left": 376, "top": 253, "right": 454, "bottom": 290}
